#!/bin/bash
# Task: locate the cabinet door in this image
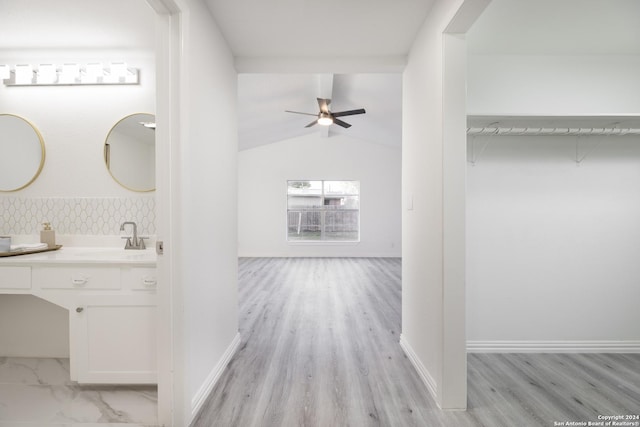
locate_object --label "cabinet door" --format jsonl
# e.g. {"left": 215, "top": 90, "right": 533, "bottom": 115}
{"left": 72, "top": 294, "right": 157, "bottom": 384}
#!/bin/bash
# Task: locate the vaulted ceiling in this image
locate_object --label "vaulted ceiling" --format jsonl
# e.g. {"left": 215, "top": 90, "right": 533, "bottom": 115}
{"left": 238, "top": 73, "right": 402, "bottom": 150}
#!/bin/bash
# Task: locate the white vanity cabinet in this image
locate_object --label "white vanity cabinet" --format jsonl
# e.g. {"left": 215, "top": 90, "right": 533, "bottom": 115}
{"left": 72, "top": 293, "right": 157, "bottom": 384}
{"left": 0, "top": 248, "right": 157, "bottom": 385}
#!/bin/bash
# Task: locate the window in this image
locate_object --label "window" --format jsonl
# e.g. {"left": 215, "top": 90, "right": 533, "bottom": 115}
{"left": 287, "top": 180, "right": 360, "bottom": 242}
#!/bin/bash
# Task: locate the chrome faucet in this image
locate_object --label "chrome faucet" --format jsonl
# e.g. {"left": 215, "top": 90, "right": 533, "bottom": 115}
{"left": 120, "top": 221, "right": 147, "bottom": 250}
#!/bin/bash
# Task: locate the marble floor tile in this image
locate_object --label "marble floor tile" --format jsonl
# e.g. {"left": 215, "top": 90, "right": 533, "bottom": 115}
{"left": 70, "top": 386, "right": 158, "bottom": 424}
{"left": 0, "top": 358, "right": 157, "bottom": 427}
{"left": 0, "top": 384, "right": 74, "bottom": 422}
{"left": 0, "top": 424, "right": 155, "bottom": 427}
{"left": 0, "top": 358, "right": 71, "bottom": 385}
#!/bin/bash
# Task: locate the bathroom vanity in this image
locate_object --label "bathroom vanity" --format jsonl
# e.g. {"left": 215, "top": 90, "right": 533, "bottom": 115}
{"left": 0, "top": 247, "right": 157, "bottom": 384}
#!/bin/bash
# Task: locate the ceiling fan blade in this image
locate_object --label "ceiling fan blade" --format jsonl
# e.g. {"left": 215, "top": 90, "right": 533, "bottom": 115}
{"left": 305, "top": 120, "right": 318, "bottom": 128}
{"left": 332, "top": 108, "right": 366, "bottom": 118}
{"left": 332, "top": 118, "right": 352, "bottom": 128}
{"left": 285, "top": 110, "right": 319, "bottom": 116}
{"left": 317, "top": 98, "right": 331, "bottom": 114}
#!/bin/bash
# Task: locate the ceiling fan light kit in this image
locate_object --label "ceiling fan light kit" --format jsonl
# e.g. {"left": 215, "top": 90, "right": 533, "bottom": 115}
{"left": 317, "top": 113, "right": 333, "bottom": 126}
{"left": 285, "top": 97, "right": 366, "bottom": 129}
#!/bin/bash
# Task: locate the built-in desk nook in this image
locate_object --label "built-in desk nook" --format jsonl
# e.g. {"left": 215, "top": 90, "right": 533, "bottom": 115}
{"left": 0, "top": 247, "right": 157, "bottom": 384}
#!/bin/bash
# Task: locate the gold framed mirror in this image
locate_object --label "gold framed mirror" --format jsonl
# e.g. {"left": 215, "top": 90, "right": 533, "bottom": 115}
{"left": 0, "top": 114, "right": 46, "bottom": 192}
{"left": 104, "top": 113, "right": 155, "bottom": 192}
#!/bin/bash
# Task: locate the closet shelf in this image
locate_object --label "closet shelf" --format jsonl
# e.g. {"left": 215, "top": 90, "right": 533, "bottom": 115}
{"left": 467, "top": 127, "right": 640, "bottom": 136}
{"left": 466, "top": 115, "right": 640, "bottom": 165}
{"left": 467, "top": 115, "right": 640, "bottom": 137}
{"left": 467, "top": 114, "right": 640, "bottom": 130}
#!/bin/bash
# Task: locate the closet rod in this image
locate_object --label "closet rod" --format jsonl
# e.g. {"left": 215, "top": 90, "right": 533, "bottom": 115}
{"left": 467, "top": 127, "right": 640, "bottom": 136}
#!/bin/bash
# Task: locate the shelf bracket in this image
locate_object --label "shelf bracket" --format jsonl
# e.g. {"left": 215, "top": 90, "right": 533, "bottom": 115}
{"left": 468, "top": 135, "right": 492, "bottom": 166}
{"left": 575, "top": 136, "right": 603, "bottom": 166}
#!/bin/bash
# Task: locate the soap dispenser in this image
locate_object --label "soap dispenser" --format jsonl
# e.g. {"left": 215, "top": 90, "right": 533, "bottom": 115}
{"left": 40, "top": 222, "right": 56, "bottom": 248}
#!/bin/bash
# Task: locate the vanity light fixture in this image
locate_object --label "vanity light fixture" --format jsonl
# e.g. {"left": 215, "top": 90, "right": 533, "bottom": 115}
{"left": 139, "top": 121, "right": 156, "bottom": 129}
{"left": 0, "top": 62, "right": 139, "bottom": 86}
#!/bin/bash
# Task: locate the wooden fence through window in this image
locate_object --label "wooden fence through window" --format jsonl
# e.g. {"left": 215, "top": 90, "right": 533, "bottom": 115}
{"left": 287, "top": 208, "right": 359, "bottom": 235}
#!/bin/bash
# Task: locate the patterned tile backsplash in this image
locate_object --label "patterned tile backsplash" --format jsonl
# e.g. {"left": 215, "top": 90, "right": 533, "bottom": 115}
{"left": 0, "top": 197, "right": 155, "bottom": 235}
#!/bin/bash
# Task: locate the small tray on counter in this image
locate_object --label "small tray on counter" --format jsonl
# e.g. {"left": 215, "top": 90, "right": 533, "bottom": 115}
{"left": 0, "top": 244, "right": 63, "bottom": 257}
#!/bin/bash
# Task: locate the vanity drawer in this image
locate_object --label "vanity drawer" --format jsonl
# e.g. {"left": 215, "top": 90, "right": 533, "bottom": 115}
{"left": 122, "top": 267, "right": 157, "bottom": 291}
{"left": 32, "top": 267, "right": 121, "bottom": 290}
{"left": 0, "top": 266, "right": 31, "bottom": 289}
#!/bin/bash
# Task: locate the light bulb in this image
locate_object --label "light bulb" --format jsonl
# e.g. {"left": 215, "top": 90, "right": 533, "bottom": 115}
{"left": 108, "top": 62, "right": 128, "bottom": 83}
{"left": 15, "top": 64, "right": 33, "bottom": 84}
{"left": 37, "top": 64, "right": 57, "bottom": 84}
{"left": 83, "top": 62, "right": 103, "bottom": 83}
{"left": 60, "top": 63, "right": 80, "bottom": 84}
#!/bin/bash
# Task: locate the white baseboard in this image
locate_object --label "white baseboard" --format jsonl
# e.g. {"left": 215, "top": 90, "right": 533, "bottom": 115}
{"left": 467, "top": 340, "right": 640, "bottom": 353}
{"left": 190, "top": 332, "right": 242, "bottom": 423}
{"left": 399, "top": 334, "right": 438, "bottom": 401}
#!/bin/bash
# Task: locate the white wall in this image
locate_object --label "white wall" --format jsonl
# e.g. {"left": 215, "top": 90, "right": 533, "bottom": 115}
{"left": 468, "top": 55, "right": 640, "bottom": 115}
{"left": 401, "top": 0, "right": 484, "bottom": 411}
{"left": 466, "top": 136, "right": 640, "bottom": 349}
{"left": 238, "top": 133, "right": 401, "bottom": 257}
{"left": 177, "top": 0, "right": 239, "bottom": 424}
{"left": 402, "top": 10, "right": 445, "bottom": 402}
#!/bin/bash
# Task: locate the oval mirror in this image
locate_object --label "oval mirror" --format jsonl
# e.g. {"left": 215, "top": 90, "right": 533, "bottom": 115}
{"left": 0, "top": 114, "right": 46, "bottom": 192}
{"left": 104, "top": 113, "right": 155, "bottom": 192}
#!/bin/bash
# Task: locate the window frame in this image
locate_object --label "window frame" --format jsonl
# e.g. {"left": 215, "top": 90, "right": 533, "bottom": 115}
{"left": 286, "top": 180, "right": 361, "bottom": 244}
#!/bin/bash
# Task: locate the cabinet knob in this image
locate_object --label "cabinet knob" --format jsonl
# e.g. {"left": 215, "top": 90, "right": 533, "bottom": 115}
{"left": 76, "top": 307, "right": 84, "bottom": 313}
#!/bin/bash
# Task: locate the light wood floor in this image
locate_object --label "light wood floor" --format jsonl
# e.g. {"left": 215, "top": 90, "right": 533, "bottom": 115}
{"left": 192, "top": 258, "right": 640, "bottom": 427}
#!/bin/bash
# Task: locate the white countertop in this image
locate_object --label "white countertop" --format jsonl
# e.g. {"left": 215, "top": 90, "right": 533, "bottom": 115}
{"left": 0, "top": 247, "right": 157, "bottom": 266}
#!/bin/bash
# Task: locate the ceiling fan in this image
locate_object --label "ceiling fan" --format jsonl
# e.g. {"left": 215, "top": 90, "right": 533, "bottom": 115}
{"left": 285, "top": 98, "right": 366, "bottom": 128}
